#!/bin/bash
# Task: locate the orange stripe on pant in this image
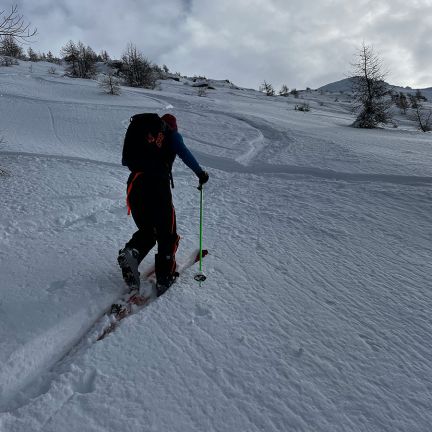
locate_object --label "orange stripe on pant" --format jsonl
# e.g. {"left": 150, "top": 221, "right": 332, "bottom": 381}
{"left": 169, "top": 234, "right": 181, "bottom": 274}
{"left": 126, "top": 172, "right": 143, "bottom": 215}
{"left": 168, "top": 204, "right": 179, "bottom": 274}
{"left": 170, "top": 202, "right": 176, "bottom": 233}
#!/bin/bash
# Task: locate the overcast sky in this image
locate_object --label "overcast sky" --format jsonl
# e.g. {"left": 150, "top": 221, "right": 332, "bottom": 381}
{"left": 12, "top": 0, "right": 432, "bottom": 90}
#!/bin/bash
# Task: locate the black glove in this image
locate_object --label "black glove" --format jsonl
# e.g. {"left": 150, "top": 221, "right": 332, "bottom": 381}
{"left": 198, "top": 171, "right": 209, "bottom": 188}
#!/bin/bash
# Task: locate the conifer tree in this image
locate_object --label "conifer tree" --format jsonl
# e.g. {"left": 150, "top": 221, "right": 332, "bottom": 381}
{"left": 350, "top": 43, "right": 392, "bottom": 128}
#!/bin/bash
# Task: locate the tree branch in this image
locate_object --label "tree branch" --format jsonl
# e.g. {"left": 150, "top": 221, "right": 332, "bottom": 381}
{"left": 0, "top": 5, "right": 37, "bottom": 42}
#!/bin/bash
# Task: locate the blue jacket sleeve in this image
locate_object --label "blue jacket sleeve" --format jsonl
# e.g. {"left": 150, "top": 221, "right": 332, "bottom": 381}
{"left": 170, "top": 132, "right": 204, "bottom": 177}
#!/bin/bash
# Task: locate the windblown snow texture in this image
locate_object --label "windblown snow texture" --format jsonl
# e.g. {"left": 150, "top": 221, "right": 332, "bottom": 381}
{"left": 0, "top": 61, "right": 431, "bottom": 432}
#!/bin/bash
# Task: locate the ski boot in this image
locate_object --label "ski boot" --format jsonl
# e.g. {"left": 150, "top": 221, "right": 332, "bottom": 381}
{"left": 155, "top": 274, "right": 179, "bottom": 297}
{"left": 155, "top": 253, "right": 178, "bottom": 297}
{"left": 118, "top": 247, "right": 140, "bottom": 289}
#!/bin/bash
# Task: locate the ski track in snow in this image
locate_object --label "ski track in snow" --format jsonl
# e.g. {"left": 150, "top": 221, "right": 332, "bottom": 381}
{"left": 1, "top": 62, "right": 432, "bottom": 432}
{"left": 2, "top": 149, "right": 432, "bottom": 187}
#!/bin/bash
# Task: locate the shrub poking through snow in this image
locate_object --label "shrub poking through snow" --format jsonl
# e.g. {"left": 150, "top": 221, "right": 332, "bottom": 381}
{"left": 295, "top": 103, "right": 310, "bottom": 112}
{"left": 0, "top": 55, "right": 17, "bottom": 66}
{"left": 197, "top": 87, "right": 207, "bottom": 97}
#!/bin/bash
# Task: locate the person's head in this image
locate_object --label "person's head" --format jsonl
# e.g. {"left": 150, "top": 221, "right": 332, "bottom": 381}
{"left": 161, "top": 113, "right": 178, "bottom": 132}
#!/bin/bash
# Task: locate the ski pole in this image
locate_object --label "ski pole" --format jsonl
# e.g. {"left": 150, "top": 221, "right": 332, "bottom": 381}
{"left": 194, "top": 183, "right": 207, "bottom": 284}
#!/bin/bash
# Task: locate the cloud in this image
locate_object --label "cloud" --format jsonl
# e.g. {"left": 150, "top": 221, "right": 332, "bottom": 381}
{"left": 180, "top": 0, "right": 193, "bottom": 14}
{"left": 12, "top": 0, "right": 432, "bottom": 89}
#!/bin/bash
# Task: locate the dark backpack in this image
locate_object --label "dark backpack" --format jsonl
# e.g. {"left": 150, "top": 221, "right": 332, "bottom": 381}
{"left": 122, "top": 113, "right": 175, "bottom": 177}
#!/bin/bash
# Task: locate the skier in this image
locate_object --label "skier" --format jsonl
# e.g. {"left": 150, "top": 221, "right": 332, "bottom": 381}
{"left": 118, "top": 113, "right": 209, "bottom": 296}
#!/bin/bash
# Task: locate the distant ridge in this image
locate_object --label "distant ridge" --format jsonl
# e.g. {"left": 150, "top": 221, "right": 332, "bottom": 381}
{"left": 317, "top": 78, "right": 356, "bottom": 93}
{"left": 318, "top": 77, "right": 432, "bottom": 96}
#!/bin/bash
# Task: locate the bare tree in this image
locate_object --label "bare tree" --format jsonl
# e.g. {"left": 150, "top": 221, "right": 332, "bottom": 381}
{"left": 122, "top": 43, "right": 158, "bottom": 89}
{"left": 408, "top": 93, "right": 419, "bottom": 109}
{"left": 410, "top": 103, "right": 432, "bottom": 132}
{"left": 279, "top": 84, "right": 289, "bottom": 96}
{"left": 99, "top": 72, "right": 121, "bottom": 95}
{"left": 61, "top": 40, "right": 97, "bottom": 78}
{"left": 27, "top": 46, "right": 38, "bottom": 61}
{"left": 75, "top": 42, "right": 97, "bottom": 78}
{"left": 290, "top": 88, "right": 299, "bottom": 98}
{"left": 415, "top": 89, "right": 427, "bottom": 102}
{"left": 45, "top": 50, "right": 61, "bottom": 64}
{"left": 259, "top": 81, "right": 275, "bottom": 96}
{"left": 99, "top": 50, "right": 110, "bottom": 63}
{"left": 121, "top": 43, "right": 158, "bottom": 89}
{"left": 61, "top": 40, "right": 79, "bottom": 75}
{"left": 393, "top": 92, "right": 409, "bottom": 114}
{"left": 350, "top": 43, "right": 392, "bottom": 128}
{"left": 0, "top": 5, "right": 37, "bottom": 42}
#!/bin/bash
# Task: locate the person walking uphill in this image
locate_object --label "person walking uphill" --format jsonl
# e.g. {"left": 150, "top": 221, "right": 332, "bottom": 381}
{"left": 118, "top": 113, "right": 209, "bottom": 296}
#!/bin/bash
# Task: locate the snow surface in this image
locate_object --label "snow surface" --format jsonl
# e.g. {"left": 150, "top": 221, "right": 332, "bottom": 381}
{"left": 0, "top": 61, "right": 432, "bottom": 432}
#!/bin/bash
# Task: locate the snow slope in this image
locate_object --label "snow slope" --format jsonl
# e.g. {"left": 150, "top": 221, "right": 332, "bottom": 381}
{"left": 0, "top": 61, "right": 431, "bottom": 432}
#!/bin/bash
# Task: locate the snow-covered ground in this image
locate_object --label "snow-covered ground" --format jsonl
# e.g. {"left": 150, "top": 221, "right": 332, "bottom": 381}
{"left": 0, "top": 61, "right": 431, "bottom": 432}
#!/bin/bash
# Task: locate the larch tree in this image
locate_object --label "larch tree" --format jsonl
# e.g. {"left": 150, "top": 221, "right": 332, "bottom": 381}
{"left": 350, "top": 43, "right": 392, "bottom": 128}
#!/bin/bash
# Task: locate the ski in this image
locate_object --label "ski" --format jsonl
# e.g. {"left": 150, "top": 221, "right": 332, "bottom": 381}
{"left": 97, "top": 249, "right": 208, "bottom": 341}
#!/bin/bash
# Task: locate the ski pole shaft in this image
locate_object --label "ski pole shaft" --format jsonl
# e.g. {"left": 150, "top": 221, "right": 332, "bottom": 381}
{"left": 198, "top": 185, "right": 204, "bottom": 272}
{"left": 194, "top": 183, "right": 207, "bottom": 284}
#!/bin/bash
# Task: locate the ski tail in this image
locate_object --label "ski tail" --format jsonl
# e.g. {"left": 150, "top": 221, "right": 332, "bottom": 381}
{"left": 141, "top": 249, "right": 208, "bottom": 281}
{"left": 178, "top": 249, "right": 208, "bottom": 273}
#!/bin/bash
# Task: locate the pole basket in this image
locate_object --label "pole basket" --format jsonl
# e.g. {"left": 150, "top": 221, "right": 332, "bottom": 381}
{"left": 194, "top": 271, "right": 207, "bottom": 282}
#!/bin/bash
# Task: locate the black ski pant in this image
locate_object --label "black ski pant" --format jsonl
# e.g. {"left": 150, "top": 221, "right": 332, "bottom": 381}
{"left": 125, "top": 173, "right": 180, "bottom": 277}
